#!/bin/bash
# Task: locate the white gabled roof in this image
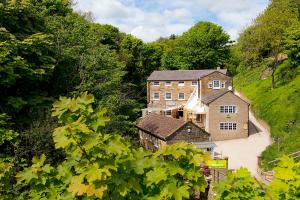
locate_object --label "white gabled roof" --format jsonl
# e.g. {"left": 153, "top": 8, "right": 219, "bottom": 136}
{"left": 184, "top": 86, "right": 205, "bottom": 114}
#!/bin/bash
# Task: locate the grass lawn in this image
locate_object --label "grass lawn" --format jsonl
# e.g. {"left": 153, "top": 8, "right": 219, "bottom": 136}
{"left": 234, "top": 65, "right": 300, "bottom": 167}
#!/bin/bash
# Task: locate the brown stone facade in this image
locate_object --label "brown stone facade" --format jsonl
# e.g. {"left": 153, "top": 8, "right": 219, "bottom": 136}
{"left": 200, "top": 71, "right": 232, "bottom": 98}
{"left": 138, "top": 122, "right": 210, "bottom": 150}
{"left": 139, "top": 130, "right": 167, "bottom": 150}
{"left": 147, "top": 80, "right": 197, "bottom": 109}
{"left": 207, "top": 92, "right": 249, "bottom": 141}
{"left": 143, "top": 69, "right": 250, "bottom": 142}
{"left": 167, "top": 122, "right": 210, "bottom": 144}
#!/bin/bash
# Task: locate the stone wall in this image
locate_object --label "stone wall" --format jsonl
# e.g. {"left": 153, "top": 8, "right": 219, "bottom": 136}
{"left": 147, "top": 80, "right": 197, "bottom": 109}
{"left": 200, "top": 71, "right": 232, "bottom": 99}
{"left": 208, "top": 92, "right": 249, "bottom": 141}
{"left": 139, "top": 130, "right": 166, "bottom": 150}
{"left": 167, "top": 122, "right": 210, "bottom": 144}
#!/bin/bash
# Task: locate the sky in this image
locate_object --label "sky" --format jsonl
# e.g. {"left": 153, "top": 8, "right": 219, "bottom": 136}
{"left": 74, "top": 0, "right": 269, "bottom": 42}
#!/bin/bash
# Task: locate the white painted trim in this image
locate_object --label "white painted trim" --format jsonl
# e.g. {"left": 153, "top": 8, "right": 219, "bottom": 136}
{"left": 213, "top": 80, "right": 221, "bottom": 89}
{"left": 165, "top": 92, "right": 172, "bottom": 100}
{"left": 219, "top": 122, "right": 237, "bottom": 131}
{"left": 219, "top": 105, "right": 237, "bottom": 113}
{"left": 178, "top": 92, "right": 185, "bottom": 100}
{"left": 153, "top": 92, "right": 160, "bottom": 100}
{"left": 191, "top": 81, "right": 198, "bottom": 86}
{"left": 178, "top": 81, "right": 185, "bottom": 87}
{"left": 165, "top": 81, "right": 172, "bottom": 86}
{"left": 153, "top": 81, "right": 160, "bottom": 86}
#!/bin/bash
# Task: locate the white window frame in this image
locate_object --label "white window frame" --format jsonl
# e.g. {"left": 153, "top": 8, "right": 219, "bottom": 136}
{"left": 213, "top": 80, "right": 221, "bottom": 89}
{"left": 220, "top": 105, "right": 237, "bottom": 113}
{"left": 153, "top": 92, "right": 160, "bottom": 100}
{"left": 208, "top": 82, "right": 213, "bottom": 88}
{"left": 166, "top": 110, "right": 172, "bottom": 115}
{"left": 153, "top": 81, "right": 160, "bottom": 86}
{"left": 165, "top": 81, "right": 172, "bottom": 86}
{"left": 178, "top": 81, "right": 185, "bottom": 86}
{"left": 220, "top": 122, "right": 237, "bottom": 131}
{"left": 178, "top": 93, "right": 185, "bottom": 100}
{"left": 191, "top": 81, "right": 197, "bottom": 86}
{"left": 165, "top": 92, "right": 172, "bottom": 100}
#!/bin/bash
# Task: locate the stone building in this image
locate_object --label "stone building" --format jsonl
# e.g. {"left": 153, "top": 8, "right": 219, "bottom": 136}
{"left": 136, "top": 113, "right": 216, "bottom": 155}
{"left": 139, "top": 69, "right": 249, "bottom": 142}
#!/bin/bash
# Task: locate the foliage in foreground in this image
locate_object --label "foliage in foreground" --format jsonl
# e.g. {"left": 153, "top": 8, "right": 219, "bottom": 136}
{"left": 13, "top": 93, "right": 209, "bottom": 199}
{"left": 214, "top": 156, "right": 300, "bottom": 200}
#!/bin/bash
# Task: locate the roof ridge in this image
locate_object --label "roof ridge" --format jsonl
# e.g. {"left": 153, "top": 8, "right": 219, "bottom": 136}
{"left": 148, "top": 69, "right": 227, "bottom": 81}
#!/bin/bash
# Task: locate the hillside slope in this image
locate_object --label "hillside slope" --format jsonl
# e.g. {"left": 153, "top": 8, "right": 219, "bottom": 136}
{"left": 234, "top": 65, "right": 300, "bottom": 165}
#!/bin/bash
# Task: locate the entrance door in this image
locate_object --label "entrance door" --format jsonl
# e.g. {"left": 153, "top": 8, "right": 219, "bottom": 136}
{"left": 178, "top": 110, "right": 183, "bottom": 117}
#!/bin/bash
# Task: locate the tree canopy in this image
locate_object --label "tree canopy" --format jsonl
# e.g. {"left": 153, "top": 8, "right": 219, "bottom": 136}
{"left": 161, "top": 22, "right": 230, "bottom": 70}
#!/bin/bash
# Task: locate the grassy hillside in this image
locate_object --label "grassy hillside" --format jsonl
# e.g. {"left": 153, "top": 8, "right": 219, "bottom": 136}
{"left": 234, "top": 65, "right": 300, "bottom": 165}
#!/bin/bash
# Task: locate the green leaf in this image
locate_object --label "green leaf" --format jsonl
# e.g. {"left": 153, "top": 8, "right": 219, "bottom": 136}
{"left": 16, "top": 168, "right": 38, "bottom": 185}
{"left": 174, "top": 185, "right": 190, "bottom": 200}
{"left": 146, "top": 167, "right": 168, "bottom": 185}
{"left": 53, "top": 126, "right": 75, "bottom": 149}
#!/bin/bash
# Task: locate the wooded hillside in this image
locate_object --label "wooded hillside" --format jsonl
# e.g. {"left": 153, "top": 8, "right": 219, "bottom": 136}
{"left": 0, "top": 0, "right": 299, "bottom": 199}
{"left": 233, "top": 0, "right": 300, "bottom": 165}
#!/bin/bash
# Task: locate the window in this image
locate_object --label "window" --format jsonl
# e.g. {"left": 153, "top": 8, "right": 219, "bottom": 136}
{"left": 153, "top": 92, "right": 159, "bottom": 100}
{"left": 166, "top": 110, "right": 172, "bottom": 115}
{"left": 220, "top": 122, "right": 237, "bottom": 130}
{"left": 153, "top": 81, "right": 159, "bottom": 86}
{"left": 221, "top": 82, "right": 225, "bottom": 88}
{"left": 213, "top": 80, "right": 220, "bottom": 89}
{"left": 178, "top": 93, "right": 185, "bottom": 100}
{"left": 220, "top": 106, "right": 237, "bottom": 113}
{"left": 178, "top": 81, "right": 185, "bottom": 86}
{"left": 165, "top": 81, "right": 171, "bottom": 86}
{"left": 165, "top": 92, "right": 172, "bottom": 100}
{"left": 192, "top": 81, "right": 197, "bottom": 86}
{"left": 208, "top": 82, "right": 213, "bottom": 88}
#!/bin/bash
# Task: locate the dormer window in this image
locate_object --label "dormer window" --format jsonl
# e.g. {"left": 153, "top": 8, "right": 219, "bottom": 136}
{"left": 213, "top": 80, "right": 220, "bottom": 89}
{"left": 165, "top": 81, "right": 172, "bottom": 86}
{"left": 178, "top": 81, "right": 184, "bottom": 86}
{"left": 153, "top": 81, "right": 159, "bottom": 86}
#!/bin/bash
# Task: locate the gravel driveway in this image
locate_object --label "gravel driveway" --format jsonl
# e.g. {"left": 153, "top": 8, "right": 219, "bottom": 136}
{"left": 214, "top": 93, "right": 272, "bottom": 177}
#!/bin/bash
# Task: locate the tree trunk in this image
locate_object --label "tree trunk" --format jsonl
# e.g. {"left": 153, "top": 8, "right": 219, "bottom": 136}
{"left": 271, "top": 55, "right": 279, "bottom": 90}
{"left": 271, "top": 69, "right": 275, "bottom": 89}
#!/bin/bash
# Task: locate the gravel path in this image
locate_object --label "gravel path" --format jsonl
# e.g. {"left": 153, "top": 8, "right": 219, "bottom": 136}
{"left": 214, "top": 92, "right": 272, "bottom": 177}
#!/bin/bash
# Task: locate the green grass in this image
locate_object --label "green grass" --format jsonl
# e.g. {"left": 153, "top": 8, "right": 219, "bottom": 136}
{"left": 234, "top": 65, "right": 300, "bottom": 166}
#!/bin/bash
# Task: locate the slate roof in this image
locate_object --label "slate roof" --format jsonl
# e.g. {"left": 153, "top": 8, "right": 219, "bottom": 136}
{"left": 201, "top": 90, "right": 250, "bottom": 105}
{"left": 136, "top": 114, "right": 187, "bottom": 140}
{"left": 201, "top": 90, "right": 230, "bottom": 105}
{"left": 147, "top": 69, "right": 227, "bottom": 81}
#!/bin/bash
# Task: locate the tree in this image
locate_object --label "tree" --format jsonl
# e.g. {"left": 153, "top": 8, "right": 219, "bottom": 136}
{"left": 284, "top": 22, "right": 300, "bottom": 69}
{"left": 214, "top": 156, "right": 300, "bottom": 200}
{"left": 238, "top": 0, "right": 299, "bottom": 89}
{"left": 214, "top": 168, "right": 266, "bottom": 200}
{"left": 162, "top": 22, "right": 230, "bottom": 70}
{"left": 15, "top": 92, "right": 210, "bottom": 199}
{"left": 268, "top": 156, "right": 300, "bottom": 199}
